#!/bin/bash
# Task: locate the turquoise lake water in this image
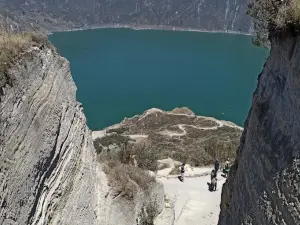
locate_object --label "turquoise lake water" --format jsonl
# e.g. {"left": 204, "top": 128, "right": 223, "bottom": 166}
{"left": 49, "top": 29, "right": 268, "bottom": 130}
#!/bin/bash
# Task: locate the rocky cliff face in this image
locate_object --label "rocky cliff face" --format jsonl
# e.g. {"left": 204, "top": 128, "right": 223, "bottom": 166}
{"left": 0, "top": 44, "right": 164, "bottom": 224}
{"left": 0, "top": 0, "right": 251, "bottom": 33}
{"left": 218, "top": 32, "right": 300, "bottom": 225}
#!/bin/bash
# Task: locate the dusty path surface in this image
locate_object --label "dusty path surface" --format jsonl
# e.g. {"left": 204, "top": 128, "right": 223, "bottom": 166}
{"left": 157, "top": 173, "right": 225, "bottom": 225}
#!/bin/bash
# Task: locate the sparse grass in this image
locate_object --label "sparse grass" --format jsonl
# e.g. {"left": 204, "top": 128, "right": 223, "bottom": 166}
{"left": 289, "top": 0, "right": 300, "bottom": 23}
{"left": 96, "top": 134, "right": 130, "bottom": 147}
{"left": 0, "top": 31, "right": 53, "bottom": 93}
{"left": 133, "top": 142, "right": 158, "bottom": 172}
{"left": 96, "top": 136, "right": 159, "bottom": 172}
{"left": 97, "top": 137, "right": 158, "bottom": 200}
{"left": 0, "top": 32, "right": 51, "bottom": 74}
{"left": 105, "top": 163, "right": 156, "bottom": 200}
{"left": 138, "top": 200, "right": 160, "bottom": 225}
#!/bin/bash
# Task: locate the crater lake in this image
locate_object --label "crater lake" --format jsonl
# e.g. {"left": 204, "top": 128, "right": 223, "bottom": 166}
{"left": 50, "top": 28, "right": 268, "bottom": 130}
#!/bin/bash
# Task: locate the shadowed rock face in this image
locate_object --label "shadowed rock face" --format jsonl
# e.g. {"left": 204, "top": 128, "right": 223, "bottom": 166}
{"left": 0, "top": 46, "right": 164, "bottom": 224}
{"left": 0, "top": 0, "right": 251, "bottom": 32}
{"left": 218, "top": 33, "right": 300, "bottom": 225}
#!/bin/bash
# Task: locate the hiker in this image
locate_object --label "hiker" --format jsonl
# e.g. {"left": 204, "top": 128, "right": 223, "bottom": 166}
{"left": 225, "top": 158, "right": 230, "bottom": 169}
{"left": 180, "top": 163, "right": 185, "bottom": 182}
{"left": 211, "top": 177, "right": 217, "bottom": 191}
{"left": 214, "top": 159, "right": 220, "bottom": 173}
{"left": 211, "top": 169, "right": 216, "bottom": 181}
{"left": 223, "top": 158, "right": 230, "bottom": 178}
{"left": 209, "top": 169, "right": 217, "bottom": 191}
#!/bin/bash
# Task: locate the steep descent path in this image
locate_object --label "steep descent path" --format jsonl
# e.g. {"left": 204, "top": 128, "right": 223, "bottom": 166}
{"left": 157, "top": 173, "right": 226, "bottom": 225}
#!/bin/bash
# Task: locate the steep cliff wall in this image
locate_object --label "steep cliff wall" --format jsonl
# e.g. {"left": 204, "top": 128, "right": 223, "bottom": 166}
{"left": 218, "top": 32, "right": 300, "bottom": 225}
{"left": 0, "top": 43, "right": 164, "bottom": 224}
{"left": 0, "top": 0, "right": 251, "bottom": 33}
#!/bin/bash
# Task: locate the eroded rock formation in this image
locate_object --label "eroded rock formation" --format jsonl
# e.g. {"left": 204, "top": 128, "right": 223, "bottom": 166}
{"left": 0, "top": 44, "right": 164, "bottom": 224}
{"left": 218, "top": 32, "right": 300, "bottom": 225}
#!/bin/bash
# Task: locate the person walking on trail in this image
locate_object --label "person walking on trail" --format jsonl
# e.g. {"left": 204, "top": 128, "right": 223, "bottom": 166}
{"left": 211, "top": 169, "right": 216, "bottom": 181}
{"left": 211, "top": 177, "right": 217, "bottom": 191}
{"left": 210, "top": 169, "right": 217, "bottom": 191}
{"left": 180, "top": 163, "right": 186, "bottom": 182}
{"left": 214, "top": 159, "right": 220, "bottom": 173}
{"left": 225, "top": 158, "right": 230, "bottom": 168}
{"left": 223, "top": 158, "right": 230, "bottom": 178}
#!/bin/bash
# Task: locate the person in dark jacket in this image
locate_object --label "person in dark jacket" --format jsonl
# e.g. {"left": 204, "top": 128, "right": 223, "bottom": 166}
{"left": 214, "top": 159, "right": 220, "bottom": 173}
{"left": 210, "top": 169, "right": 217, "bottom": 191}
{"left": 180, "top": 163, "right": 185, "bottom": 182}
{"left": 211, "top": 177, "right": 217, "bottom": 191}
{"left": 211, "top": 169, "right": 216, "bottom": 180}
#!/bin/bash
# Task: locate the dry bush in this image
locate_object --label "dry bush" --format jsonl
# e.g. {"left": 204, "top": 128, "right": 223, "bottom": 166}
{"left": 0, "top": 31, "right": 54, "bottom": 95}
{"left": 132, "top": 142, "right": 158, "bottom": 172}
{"left": 93, "top": 138, "right": 104, "bottom": 154}
{"left": 108, "top": 164, "right": 137, "bottom": 199}
{"left": 247, "top": 0, "right": 300, "bottom": 46}
{"left": 0, "top": 32, "right": 52, "bottom": 74}
{"left": 97, "top": 134, "right": 130, "bottom": 147}
{"left": 107, "top": 164, "right": 155, "bottom": 200}
{"left": 138, "top": 200, "right": 160, "bottom": 225}
{"left": 288, "top": 0, "right": 300, "bottom": 24}
{"left": 202, "top": 138, "right": 238, "bottom": 163}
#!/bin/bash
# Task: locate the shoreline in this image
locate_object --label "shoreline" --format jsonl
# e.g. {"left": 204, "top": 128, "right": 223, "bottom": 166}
{"left": 49, "top": 23, "right": 252, "bottom": 36}
{"left": 98, "top": 108, "right": 244, "bottom": 132}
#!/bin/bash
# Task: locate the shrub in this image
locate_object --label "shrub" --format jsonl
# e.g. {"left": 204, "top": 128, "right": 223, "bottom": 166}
{"left": 247, "top": 0, "right": 300, "bottom": 46}
{"left": 138, "top": 200, "right": 160, "bottom": 225}
{"left": 97, "top": 134, "right": 130, "bottom": 147}
{"left": 288, "top": 0, "right": 300, "bottom": 24}
{"left": 106, "top": 127, "right": 129, "bottom": 134}
{"left": 133, "top": 142, "right": 158, "bottom": 172}
{"left": 93, "top": 138, "right": 104, "bottom": 154}
{"left": 106, "top": 164, "right": 155, "bottom": 200}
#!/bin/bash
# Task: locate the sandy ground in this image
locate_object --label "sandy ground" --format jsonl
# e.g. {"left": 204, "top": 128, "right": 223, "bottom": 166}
{"left": 91, "top": 127, "right": 227, "bottom": 225}
{"left": 156, "top": 171, "right": 225, "bottom": 225}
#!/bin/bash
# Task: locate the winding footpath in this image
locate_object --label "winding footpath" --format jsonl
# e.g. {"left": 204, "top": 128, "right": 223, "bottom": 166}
{"left": 158, "top": 119, "right": 242, "bottom": 138}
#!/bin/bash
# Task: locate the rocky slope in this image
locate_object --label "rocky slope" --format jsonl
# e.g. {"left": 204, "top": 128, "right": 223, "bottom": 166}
{"left": 0, "top": 0, "right": 251, "bottom": 33}
{"left": 93, "top": 108, "right": 243, "bottom": 166}
{"left": 0, "top": 42, "right": 164, "bottom": 224}
{"left": 218, "top": 32, "right": 300, "bottom": 224}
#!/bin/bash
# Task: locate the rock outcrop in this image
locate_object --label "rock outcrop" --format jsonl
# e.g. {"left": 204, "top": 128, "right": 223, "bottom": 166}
{"left": 0, "top": 44, "right": 164, "bottom": 224}
{"left": 218, "top": 32, "right": 300, "bottom": 224}
{"left": 0, "top": 0, "right": 251, "bottom": 33}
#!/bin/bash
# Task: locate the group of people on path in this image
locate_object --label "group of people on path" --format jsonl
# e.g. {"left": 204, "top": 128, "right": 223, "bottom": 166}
{"left": 209, "top": 158, "right": 230, "bottom": 191}
{"left": 179, "top": 159, "right": 231, "bottom": 192}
